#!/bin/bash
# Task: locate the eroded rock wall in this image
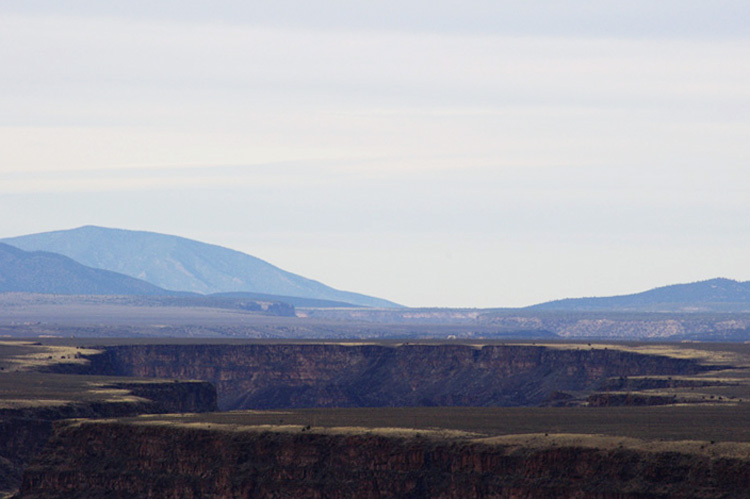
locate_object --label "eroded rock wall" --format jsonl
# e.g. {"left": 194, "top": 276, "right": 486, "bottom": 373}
{"left": 18, "top": 422, "right": 750, "bottom": 499}
{"left": 0, "top": 379, "right": 216, "bottom": 497}
{"left": 82, "top": 344, "right": 715, "bottom": 410}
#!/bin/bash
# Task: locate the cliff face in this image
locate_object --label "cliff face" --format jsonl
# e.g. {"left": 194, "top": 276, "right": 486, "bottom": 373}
{"left": 19, "top": 422, "right": 750, "bottom": 499}
{"left": 82, "top": 344, "right": 715, "bottom": 410}
{"left": 0, "top": 378, "right": 217, "bottom": 497}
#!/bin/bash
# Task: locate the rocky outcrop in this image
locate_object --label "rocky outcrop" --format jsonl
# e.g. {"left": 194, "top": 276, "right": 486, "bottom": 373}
{"left": 18, "top": 422, "right": 750, "bottom": 498}
{"left": 80, "top": 344, "right": 717, "bottom": 410}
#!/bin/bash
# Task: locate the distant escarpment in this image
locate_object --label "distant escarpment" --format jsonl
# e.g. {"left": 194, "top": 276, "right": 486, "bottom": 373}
{"left": 79, "top": 344, "right": 717, "bottom": 410}
{"left": 18, "top": 422, "right": 750, "bottom": 499}
{"left": 300, "top": 308, "right": 750, "bottom": 341}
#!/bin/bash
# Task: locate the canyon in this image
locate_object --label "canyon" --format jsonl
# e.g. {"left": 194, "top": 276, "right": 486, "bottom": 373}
{"left": 3, "top": 339, "right": 750, "bottom": 497}
{"left": 76, "top": 342, "right": 723, "bottom": 410}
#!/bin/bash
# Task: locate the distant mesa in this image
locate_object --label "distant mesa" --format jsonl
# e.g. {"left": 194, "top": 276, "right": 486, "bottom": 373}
{"left": 1, "top": 225, "right": 399, "bottom": 308}
{"left": 526, "top": 278, "right": 750, "bottom": 313}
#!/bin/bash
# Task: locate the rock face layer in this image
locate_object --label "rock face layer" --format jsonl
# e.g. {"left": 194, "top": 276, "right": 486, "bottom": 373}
{"left": 82, "top": 344, "right": 716, "bottom": 410}
{"left": 0, "top": 378, "right": 217, "bottom": 497}
{"left": 18, "top": 422, "right": 750, "bottom": 499}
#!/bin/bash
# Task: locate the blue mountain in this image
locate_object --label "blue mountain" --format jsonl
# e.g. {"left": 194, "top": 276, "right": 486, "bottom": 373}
{"left": 2, "top": 226, "right": 399, "bottom": 308}
{"left": 527, "top": 278, "right": 750, "bottom": 312}
{"left": 0, "top": 242, "right": 176, "bottom": 296}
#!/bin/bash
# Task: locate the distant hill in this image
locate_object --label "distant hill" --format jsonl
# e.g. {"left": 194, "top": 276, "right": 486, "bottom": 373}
{"left": 0, "top": 242, "right": 178, "bottom": 296}
{"left": 2, "top": 226, "right": 399, "bottom": 308}
{"left": 527, "top": 278, "right": 750, "bottom": 312}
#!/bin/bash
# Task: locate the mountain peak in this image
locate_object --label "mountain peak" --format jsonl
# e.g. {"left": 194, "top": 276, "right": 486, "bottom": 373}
{"left": 2, "top": 227, "right": 399, "bottom": 308}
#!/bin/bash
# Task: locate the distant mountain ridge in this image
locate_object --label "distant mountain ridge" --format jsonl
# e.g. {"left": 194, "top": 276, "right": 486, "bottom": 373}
{"left": 527, "top": 278, "right": 750, "bottom": 312}
{"left": 2, "top": 226, "right": 399, "bottom": 308}
{"left": 0, "top": 242, "right": 178, "bottom": 296}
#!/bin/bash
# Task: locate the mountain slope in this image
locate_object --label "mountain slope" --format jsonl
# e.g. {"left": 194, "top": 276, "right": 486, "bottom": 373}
{"left": 2, "top": 226, "right": 399, "bottom": 308}
{"left": 527, "top": 278, "right": 750, "bottom": 312}
{"left": 210, "top": 292, "right": 360, "bottom": 308}
{"left": 0, "top": 242, "right": 178, "bottom": 296}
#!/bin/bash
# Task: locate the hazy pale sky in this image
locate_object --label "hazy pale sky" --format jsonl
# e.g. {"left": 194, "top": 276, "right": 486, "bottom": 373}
{"left": 2, "top": 1, "right": 749, "bottom": 307}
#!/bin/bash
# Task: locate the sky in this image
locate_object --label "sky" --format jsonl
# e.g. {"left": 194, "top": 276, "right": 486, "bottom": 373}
{"left": 1, "top": 1, "right": 749, "bottom": 307}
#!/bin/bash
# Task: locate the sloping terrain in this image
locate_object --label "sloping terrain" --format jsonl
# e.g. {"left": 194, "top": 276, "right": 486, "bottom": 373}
{"left": 211, "top": 291, "right": 359, "bottom": 308}
{"left": 2, "top": 226, "right": 398, "bottom": 307}
{"left": 528, "top": 278, "right": 750, "bottom": 312}
{"left": 0, "top": 243, "right": 176, "bottom": 296}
